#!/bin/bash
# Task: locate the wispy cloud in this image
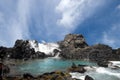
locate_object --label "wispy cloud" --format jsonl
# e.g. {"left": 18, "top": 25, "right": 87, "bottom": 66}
{"left": 102, "top": 24, "right": 120, "bottom": 48}
{"left": 0, "top": 0, "right": 30, "bottom": 47}
{"left": 56, "top": 0, "right": 105, "bottom": 29}
{"left": 0, "top": 0, "right": 106, "bottom": 47}
{"left": 117, "top": 4, "right": 120, "bottom": 9}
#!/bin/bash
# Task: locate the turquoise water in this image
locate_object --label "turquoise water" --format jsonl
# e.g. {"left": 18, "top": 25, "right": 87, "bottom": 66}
{"left": 10, "top": 58, "right": 120, "bottom": 80}
{"left": 16, "top": 58, "right": 97, "bottom": 75}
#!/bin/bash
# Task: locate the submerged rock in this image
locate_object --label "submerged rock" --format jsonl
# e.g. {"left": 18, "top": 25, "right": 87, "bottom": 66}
{"left": 68, "top": 63, "right": 86, "bottom": 73}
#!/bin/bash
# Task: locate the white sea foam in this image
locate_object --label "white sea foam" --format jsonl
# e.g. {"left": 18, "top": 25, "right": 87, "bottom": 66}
{"left": 84, "top": 66, "right": 97, "bottom": 71}
{"left": 70, "top": 66, "right": 120, "bottom": 80}
{"left": 96, "top": 67, "right": 120, "bottom": 78}
{"left": 29, "top": 40, "right": 39, "bottom": 52}
{"left": 109, "top": 61, "right": 120, "bottom": 68}
{"left": 53, "top": 52, "right": 61, "bottom": 59}
{"left": 70, "top": 72, "right": 85, "bottom": 80}
{"left": 29, "top": 40, "right": 60, "bottom": 56}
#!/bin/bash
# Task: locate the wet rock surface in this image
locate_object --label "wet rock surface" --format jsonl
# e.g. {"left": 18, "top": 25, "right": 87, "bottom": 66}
{"left": 3, "top": 71, "right": 77, "bottom": 80}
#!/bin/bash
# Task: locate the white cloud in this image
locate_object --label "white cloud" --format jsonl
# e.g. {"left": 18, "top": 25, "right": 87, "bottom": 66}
{"left": 102, "top": 24, "right": 120, "bottom": 48}
{"left": 0, "top": 0, "right": 106, "bottom": 47}
{"left": 117, "top": 4, "right": 120, "bottom": 9}
{"left": 102, "top": 33, "right": 115, "bottom": 47}
{"left": 0, "top": 0, "right": 30, "bottom": 47}
{"left": 56, "top": 0, "right": 105, "bottom": 29}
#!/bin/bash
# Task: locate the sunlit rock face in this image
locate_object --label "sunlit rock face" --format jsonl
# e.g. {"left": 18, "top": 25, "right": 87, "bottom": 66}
{"left": 59, "top": 34, "right": 89, "bottom": 60}
{"left": 59, "top": 34, "right": 88, "bottom": 49}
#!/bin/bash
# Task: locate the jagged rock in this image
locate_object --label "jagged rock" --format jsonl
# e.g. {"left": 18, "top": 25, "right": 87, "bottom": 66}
{"left": 10, "top": 40, "right": 36, "bottom": 59}
{"left": 88, "top": 44, "right": 113, "bottom": 62}
{"left": 0, "top": 40, "right": 47, "bottom": 60}
{"left": 59, "top": 34, "right": 118, "bottom": 62}
{"left": 59, "top": 34, "right": 89, "bottom": 60}
{"left": 59, "top": 34, "right": 88, "bottom": 49}
{"left": 85, "top": 75, "right": 94, "bottom": 80}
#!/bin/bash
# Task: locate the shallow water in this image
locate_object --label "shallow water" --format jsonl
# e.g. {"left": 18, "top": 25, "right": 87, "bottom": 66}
{"left": 15, "top": 58, "right": 96, "bottom": 75}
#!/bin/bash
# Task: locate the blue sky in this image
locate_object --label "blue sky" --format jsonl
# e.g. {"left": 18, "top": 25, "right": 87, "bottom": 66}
{"left": 0, "top": 0, "right": 120, "bottom": 48}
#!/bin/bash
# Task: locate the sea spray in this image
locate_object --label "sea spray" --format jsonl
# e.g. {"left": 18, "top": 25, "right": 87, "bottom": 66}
{"left": 29, "top": 40, "right": 60, "bottom": 56}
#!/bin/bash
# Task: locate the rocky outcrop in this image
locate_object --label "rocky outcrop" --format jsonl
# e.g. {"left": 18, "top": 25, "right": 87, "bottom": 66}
{"left": 0, "top": 34, "right": 120, "bottom": 61}
{"left": 0, "top": 40, "right": 47, "bottom": 60}
{"left": 59, "top": 34, "right": 120, "bottom": 62}
{"left": 59, "top": 34, "right": 88, "bottom": 49}
{"left": 59, "top": 34, "right": 89, "bottom": 60}
{"left": 88, "top": 44, "right": 113, "bottom": 62}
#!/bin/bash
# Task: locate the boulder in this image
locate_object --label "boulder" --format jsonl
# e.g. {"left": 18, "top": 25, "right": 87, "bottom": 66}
{"left": 85, "top": 75, "right": 94, "bottom": 80}
{"left": 68, "top": 63, "right": 86, "bottom": 73}
{"left": 97, "top": 61, "right": 109, "bottom": 67}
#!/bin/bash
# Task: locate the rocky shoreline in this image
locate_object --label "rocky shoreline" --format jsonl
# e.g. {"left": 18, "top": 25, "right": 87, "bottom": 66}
{"left": 59, "top": 34, "right": 120, "bottom": 62}
{"left": 0, "top": 34, "right": 120, "bottom": 80}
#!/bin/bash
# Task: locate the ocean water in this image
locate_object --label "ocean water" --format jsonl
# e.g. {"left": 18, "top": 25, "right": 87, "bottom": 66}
{"left": 9, "top": 58, "right": 120, "bottom": 80}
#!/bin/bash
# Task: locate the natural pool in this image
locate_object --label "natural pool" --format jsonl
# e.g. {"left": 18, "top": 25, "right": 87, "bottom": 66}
{"left": 8, "top": 58, "right": 120, "bottom": 80}
{"left": 16, "top": 58, "right": 97, "bottom": 75}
